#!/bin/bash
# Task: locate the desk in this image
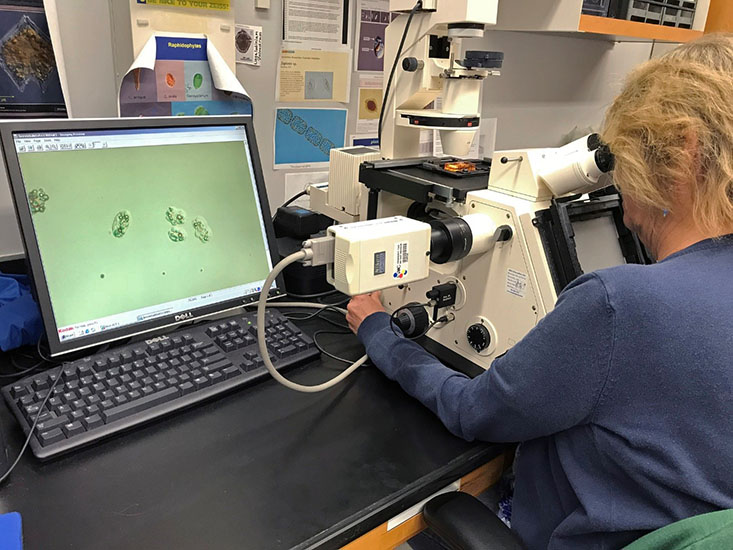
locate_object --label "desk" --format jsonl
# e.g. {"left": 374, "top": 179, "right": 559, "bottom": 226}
{"left": 0, "top": 317, "right": 506, "bottom": 549}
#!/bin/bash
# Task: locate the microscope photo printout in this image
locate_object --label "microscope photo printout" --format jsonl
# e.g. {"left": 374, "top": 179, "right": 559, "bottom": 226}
{"left": 16, "top": 136, "right": 271, "bottom": 330}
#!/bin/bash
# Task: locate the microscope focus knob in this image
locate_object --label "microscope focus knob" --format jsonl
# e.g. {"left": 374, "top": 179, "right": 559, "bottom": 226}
{"left": 466, "top": 324, "right": 491, "bottom": 353}
{"left": 402, "top": 57, "right": 423, "bottom": 72}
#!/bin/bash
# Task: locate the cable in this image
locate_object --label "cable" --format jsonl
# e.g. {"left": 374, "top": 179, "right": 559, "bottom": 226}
{"left": 0, "top": 364, "right": 64, "bottom": 485}
{"left": 284, "top": 307, "right": 350, "bottom": 331}
{"left": 281, "top": 190, "right": 308, "bottom": 208}
{"left": 286, "top": 289, "right": 339, "bottom": 300}
{"left": 313, "top": 330, "right": 366, "bottom": 365}
{"left": 257, "top": 252, "right": 368, "bottom": 393}
{"left": 378, "top": 0, "right": 423, "bottom": 146}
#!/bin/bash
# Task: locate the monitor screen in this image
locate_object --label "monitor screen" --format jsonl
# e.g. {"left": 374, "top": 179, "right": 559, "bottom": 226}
{"left": 4, "top": 118, "right": 282, "bottom": 355}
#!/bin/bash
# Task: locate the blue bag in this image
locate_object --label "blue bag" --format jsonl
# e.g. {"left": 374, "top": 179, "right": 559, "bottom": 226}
{"left": 0, "top": 272, "right": 43, "bottom": 352}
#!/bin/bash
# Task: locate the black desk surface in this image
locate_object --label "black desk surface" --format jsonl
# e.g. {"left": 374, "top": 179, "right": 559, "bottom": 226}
{"left": 0, "top": 317, "right": 502, "bottom": 550}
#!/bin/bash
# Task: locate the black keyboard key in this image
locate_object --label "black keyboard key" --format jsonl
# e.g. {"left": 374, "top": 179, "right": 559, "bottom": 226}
{"left": 38, "top": 428, "right": 65, "bottom": 446}
{"left": 101, "top": 390, "right": 115, "bottom": 401}
{"left": 107, "top": 367, "right": 120, "bottom": 378}
{"left": 10, "top": 384, "right": 29, "bottom": 398}
{"left": 85, "top": 404, "right": 100, "bottom": 416}
{"left": 57, "top": 404, "right": 72, "bottom": 416}
{"left": 86, "top": 395, "right": 101, "bottom": 406}
{"left": 120, "top": 374, "right": 133, "bottom": 384}
{"left": 222, "top": 366, "right": 242, "bottom": 380}
{"left": 180, "top": 381, "right": 195, "bottom": 395}
{"left": 114, "top": 395, "right": 128, "bottom": 405}
{"left": 107, "top": 357, "right": 121, "bottom": 368}
{"left": 193, "top": 376, "right": 210, "bottom": 390}
{"left": 32, "top": 378, "right": 49, "bottom": 391}
{"left": 48, "top": 396, "right": 63, "bottom": 408}
{"left": 132, "top": 347, "right": 146, "bottom": 359}
{"left": 62, "top": 421, "right": 85, "bottom": 437}
{"left": 78, "top": 365, "right": 94, "bottom": 377}
{"left": 72, "top": 399, "right": 86, "bottom": 410}
{"left": 82, "top": 415, "right": 103, "bottom": 430}
{"left": 102, "top": 387, "right": 179, "bottom": 424}
{"left": 208, "top": 372, "right": 224, "bottom": 385}
{"left": 120, "top": 351, "right": 133, "bottom": 363}
{"left": 129, "top": 381, "right": 142, "bottom": 391}
{"left": 100, "top": 399, "right": 114, "bottom": 410}
{"left": 128, "top": 390, "right": 142, "bottom": 400}
{"left": 62, "top": 392, "right": 77, "bottom": 404}
{"left": 148, "top": 343, "right": 161, "bottom": 354}
{"left": 71, "top": 410, "right": 85, "bottom": 421}
{"left": 37, "top": 415, "right": 70, "bottom": 432}
{"left": 121, "top": 364, "right": 133, "bottom": 374}
{"left": 153, "top": 382, "right": 167, "bottom": 392}
{"left": 93, "top": 360, "right": 106, "bottom": 371}
{"left": 206, "top": 326, "right": 220, "bottom": 337}
{"left": 279, "top": 345, "right": 297, "bottom": 358}
{"left": 241, "top": 360, "right": 255, "bottom": 372}
{"left": 78, "top": 387, "right": 92, "bottom": 399}
{"left": 19, "top": 394, "right": 35, "bottom": 407}
{"left": 61, "top": 368, "right": 78, "bottom": 382}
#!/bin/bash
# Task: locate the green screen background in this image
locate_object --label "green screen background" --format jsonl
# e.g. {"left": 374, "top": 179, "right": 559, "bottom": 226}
{"left": 18, "top": 140, "right": 271, "bottom": 328}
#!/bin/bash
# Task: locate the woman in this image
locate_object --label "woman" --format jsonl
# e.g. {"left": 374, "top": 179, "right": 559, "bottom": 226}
{"left": 346, "top": 34, "right": 733, "bottom": 550}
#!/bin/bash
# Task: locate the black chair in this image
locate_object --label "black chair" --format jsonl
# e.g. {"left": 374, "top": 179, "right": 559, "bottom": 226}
{"left": 422, "top": 492, "right": 733, "bottom": 550}
{"left": 423, "top": 492, "right": 526, "bottom": 550}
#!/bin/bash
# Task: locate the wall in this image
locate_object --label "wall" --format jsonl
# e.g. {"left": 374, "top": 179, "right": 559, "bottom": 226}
{"left": 0, "top": 1, "right": 666, "bottom": 260}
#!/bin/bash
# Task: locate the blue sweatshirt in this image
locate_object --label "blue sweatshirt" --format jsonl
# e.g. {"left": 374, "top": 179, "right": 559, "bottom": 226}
{"left": 358, "top": 236, "right": 733, "bottom": 550}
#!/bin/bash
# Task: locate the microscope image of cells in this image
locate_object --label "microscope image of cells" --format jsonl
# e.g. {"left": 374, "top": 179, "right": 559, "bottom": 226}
{"left": 194, "top": 106, "right": 210, "bottom": 116}
{"left": 28, "top": 187, "right": 49, "bottom": 214}
{"left": 112, "top": 210, "right": 131, "bottom": 238}
{"left": 290, "top": 116, "right": 307, "bottom": 135}
{"left": 277, "top": 109, "right": 294, "bottom": 125}
{"left": 193, "top": 73, "right": 203, "bottom": 89}
{"left": 165, "top": 206, "right": 186, "bottom": 226}
{"left": 165, "top": 73, "right": 176, "bottom": 87}
{"left": 305, "top": 127, "right": 324, "bottom": 147}
{"left": 192, "top": 216, "right": 212, "bottom": 243}
{"left": 168, "top": 227, "right": 186, "bottom": 243}
{"left": 319, "top": 139, "right": 336, "bottom": 156}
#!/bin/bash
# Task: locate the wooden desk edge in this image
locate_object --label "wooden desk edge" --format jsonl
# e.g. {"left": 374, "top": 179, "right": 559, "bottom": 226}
{"left": 342, "top": 448, "right": 515, "bottom": 550}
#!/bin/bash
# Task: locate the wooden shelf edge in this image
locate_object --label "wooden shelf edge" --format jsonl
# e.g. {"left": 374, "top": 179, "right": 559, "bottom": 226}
{"left": 579, "top": 14, "right": 704, "bottom": 43}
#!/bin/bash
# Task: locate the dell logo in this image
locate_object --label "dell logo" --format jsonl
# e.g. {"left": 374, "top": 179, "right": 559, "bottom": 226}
{"left": 175, "top": 312, "right": 194, "bottom": 322}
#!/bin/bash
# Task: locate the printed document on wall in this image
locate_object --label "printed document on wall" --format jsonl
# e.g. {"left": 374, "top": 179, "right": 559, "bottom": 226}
{"left": 274, "top": 107, "right": 347, "bottom": 170}
{"left": 277, "top": 46, "right": 351, "bottom": 103}
{"left": 356, "top": 0, "right": 394, "bottom": 72}
{"left": 235, "top": 24, "right": 262, "bottom": 66}
{"left": 283, "top": 0, "right": 347, "bottom": 45}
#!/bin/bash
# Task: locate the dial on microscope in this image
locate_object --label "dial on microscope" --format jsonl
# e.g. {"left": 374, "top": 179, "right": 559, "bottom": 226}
{"left": 466, "top": 323, "right": 491, "bottom": 353}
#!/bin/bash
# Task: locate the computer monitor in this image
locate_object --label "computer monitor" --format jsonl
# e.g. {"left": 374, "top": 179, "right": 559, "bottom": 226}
{"left": 0, "top": 116, "right": 285, "bottom": 357}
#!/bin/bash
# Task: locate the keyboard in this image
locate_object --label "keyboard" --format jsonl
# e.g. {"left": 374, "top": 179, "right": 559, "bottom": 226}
{"left": 2, "top": 309, "right": 319, "bottom": 459}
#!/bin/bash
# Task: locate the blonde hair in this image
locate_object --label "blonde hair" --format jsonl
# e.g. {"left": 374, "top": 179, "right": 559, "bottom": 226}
{"left": 602, "top": 33, "right": 733, "bottom": 233}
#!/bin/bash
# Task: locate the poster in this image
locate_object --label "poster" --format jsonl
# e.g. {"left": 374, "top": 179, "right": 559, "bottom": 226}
{"left": 119, "top": 35, "right": 251, "bottom": 118}
{"left": 356, "top": 0, "right": 394, "bottom": 72}
{"left": 235, "top": 24, "right": 262, "bottom": 66}
{"left": 356, "top": 74, "right": 382, "bottom": 134}
{"left": 277, "top": 46, "right": 351, "bottom": 103}
{"left": 0, "top": 0, "right": 65, "bottom": 117}
{"left": 136, "top": 0, "right": 231, "bottom": 11}
{"left": 274, "top": 107, "right": 347, "bottom": 169}
{"left": 283, "top": 0, "right": 347, "bottom": 45}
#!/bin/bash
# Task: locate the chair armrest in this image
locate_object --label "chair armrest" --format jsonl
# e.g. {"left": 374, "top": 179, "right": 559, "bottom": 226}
{"left": 422, "top": 492, "right": 526, "bottom": 550}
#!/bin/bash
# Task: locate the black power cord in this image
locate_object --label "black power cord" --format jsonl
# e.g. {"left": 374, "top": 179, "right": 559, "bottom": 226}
{"left": 313, "top": 330, "right": 369, "bottom": 365}
{"left": 0, "top": 363, "right": 65, "bottom": 485}
{"left": 378, "top": 0, "right": 424, "bottom": 146}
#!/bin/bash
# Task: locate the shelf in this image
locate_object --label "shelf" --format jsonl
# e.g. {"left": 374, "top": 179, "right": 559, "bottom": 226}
{"left": 578, "top": 15, "right": 704, "bottom": 43}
